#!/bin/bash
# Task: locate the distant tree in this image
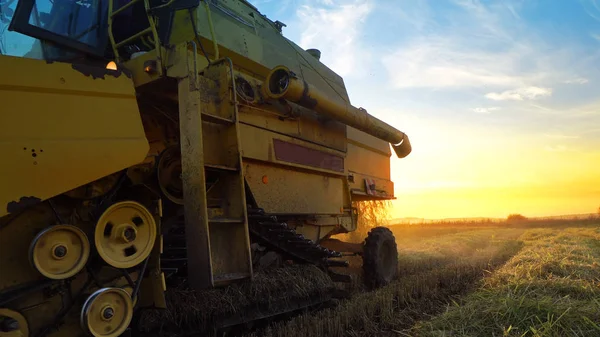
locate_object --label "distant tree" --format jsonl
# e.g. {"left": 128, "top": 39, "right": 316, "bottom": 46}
{"left": 507, "top": 213, "right": 528, "bottom": 222}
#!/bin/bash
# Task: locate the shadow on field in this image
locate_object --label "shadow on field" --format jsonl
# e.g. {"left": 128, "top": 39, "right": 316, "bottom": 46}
{"left": 246, "top": 229, "right": 526, "bottom": 337}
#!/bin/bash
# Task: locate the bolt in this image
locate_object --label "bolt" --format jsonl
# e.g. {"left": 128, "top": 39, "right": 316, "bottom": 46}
{"left": 124, "top": 227, "right": 137, "bottom": 242}
{"left": 54, "top": 245, "right": 67, "bottom": 258}
{"left": 102, "top": 307, "right": 114, "bottom": 320}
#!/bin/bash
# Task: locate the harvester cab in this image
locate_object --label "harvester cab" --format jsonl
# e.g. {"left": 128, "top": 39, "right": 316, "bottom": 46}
{"left": 0, "top": 1, "right": 411, "bottom": 336}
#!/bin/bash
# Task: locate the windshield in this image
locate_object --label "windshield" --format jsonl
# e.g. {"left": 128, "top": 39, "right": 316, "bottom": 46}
{"left": 1, "top": 0, "right": 38, "bottom": 57}
{"left": 0, "top": 0, "right": 108, "bottom": 60}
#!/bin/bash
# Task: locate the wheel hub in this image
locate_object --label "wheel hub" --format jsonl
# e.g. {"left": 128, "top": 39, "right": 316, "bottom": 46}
{"left": 95, "top": 201, "right": 157, "bottom": 268}
{"left": 120, "top": 225, "right": 138, "bottom": 243}
{"left": 52, "top": 244, "right": 68, "bottom": 259}
{"left": 101, "top": 306, "right": 115, "bottom": 321}
{"left": 29, "top": 225, "right": 90, "bottom": 279}
{"left": 81, "top": 288, "right": 133, "bottom": 337}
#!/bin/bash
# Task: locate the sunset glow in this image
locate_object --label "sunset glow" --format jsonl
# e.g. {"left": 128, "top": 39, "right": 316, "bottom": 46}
{"left": 251, "top": 0, "right": 600, "bottom": 219}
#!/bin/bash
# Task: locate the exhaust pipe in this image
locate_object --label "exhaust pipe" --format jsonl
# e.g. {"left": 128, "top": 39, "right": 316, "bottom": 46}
{"left": 264, "top": 66, "right": 411, "bottom": 158}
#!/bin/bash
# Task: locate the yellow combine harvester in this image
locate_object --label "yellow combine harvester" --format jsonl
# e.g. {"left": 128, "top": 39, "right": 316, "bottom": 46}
{"left": 0, "top": 0, "right": 411, "bottom": 336}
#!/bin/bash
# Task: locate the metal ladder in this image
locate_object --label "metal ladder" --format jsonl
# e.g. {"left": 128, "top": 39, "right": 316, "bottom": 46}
{"left": 107, "top": 0, "right": 162, "bottom": 61}
{"left": 178, "top": 53, "right": 254, "bottom": 289}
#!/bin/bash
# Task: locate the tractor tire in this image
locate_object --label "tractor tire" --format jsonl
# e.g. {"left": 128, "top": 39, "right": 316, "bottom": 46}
{"left": 362, "top": 226, "right": 398, "bottom": 289}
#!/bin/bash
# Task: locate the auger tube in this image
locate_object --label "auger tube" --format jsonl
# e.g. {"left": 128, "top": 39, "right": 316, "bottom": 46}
{"left": 264, "top": 66, "right": 412, "bottom": 158}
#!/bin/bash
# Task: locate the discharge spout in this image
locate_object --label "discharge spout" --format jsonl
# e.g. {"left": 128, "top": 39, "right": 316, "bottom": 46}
{"left": 264, "top": 66, "right": 412, "bottom": 158}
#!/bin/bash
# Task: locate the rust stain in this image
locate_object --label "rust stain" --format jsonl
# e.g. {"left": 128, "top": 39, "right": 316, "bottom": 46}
{"left": 6, "top": 196, "right": 42, "bottom": 214}
{"left": 71, "top": 63, "right": 132, "bottom": 80}
{"left": 297, "top": 80, "right": 317, "bottom": 109}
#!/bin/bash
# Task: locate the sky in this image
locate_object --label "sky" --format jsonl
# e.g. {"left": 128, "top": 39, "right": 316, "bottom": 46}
{"left": 249, "top": 0, "right": 600, "bottom": 219}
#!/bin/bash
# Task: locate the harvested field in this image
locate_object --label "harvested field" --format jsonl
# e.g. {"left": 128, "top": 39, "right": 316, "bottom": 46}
{"left": 245, "top": 219, "right": 600, "bottom": 337}
{"left": 138, "top": 264, "right": 335, "bottom": 336}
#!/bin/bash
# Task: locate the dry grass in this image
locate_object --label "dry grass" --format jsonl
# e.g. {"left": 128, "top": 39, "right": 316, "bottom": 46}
{"left": 245, "top": 228, "right": 525, "bottom": 337}
{"left": 245, "top": 220, "right": 600, "bottom": 337}
{"left": 139, "top": 264, "right": 334, "bottom": 336}
{"left": 412, "top": 225, "right": 600, "bottom": 337}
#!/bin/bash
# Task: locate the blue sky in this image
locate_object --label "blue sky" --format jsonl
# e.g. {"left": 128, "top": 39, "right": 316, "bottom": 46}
{"left": 250, "top": 0, "right": 600, "bottom": 218}
{"left": 0, "top": 0, "right": 597, "bottom": 217}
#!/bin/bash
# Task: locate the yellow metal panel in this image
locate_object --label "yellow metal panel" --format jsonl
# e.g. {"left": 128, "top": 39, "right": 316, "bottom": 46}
{"left": 239, "top": 123, "right": 346, "bottom": 176}
{"left": 349, "top": 173, "right": 395, "bottom": 201}
{"left": 122, "top": 49, "right": 165, "bottom": 87}
{"left": 346, "top": 142, "right": 391, "bottom": 179}
{"left": 0, "top": 56, "right": 148, "bottom": 216}
{"left": 347, "top": 126, "right": 391, "bottom": 156}
{"left": 0, "top": 55, "right": 134, "bottom": 95}
{"left": 245, "top": 161, "right": 344, "bottom": 214}
{"left": 239, "top": 105, "right": 301, "bottom": 138}
{"left": 167, "top": 7, "right": 349, "bottom": 109}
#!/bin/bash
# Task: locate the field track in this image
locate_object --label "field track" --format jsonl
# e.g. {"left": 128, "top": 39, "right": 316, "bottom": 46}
{"left": 244, "top": 220, "right": 600, "bottom": 337}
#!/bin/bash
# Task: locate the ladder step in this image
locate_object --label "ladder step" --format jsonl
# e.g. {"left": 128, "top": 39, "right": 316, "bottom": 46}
{"left": 201, "top": 113, "right": 235, "bottom": 125}
{"left": 111, "top": 0, "right": 143, "bottom": 18}
{"left": 115, "top": 27, "right": 153, "bottom": 48}
{"left": 205, "top": 164, "right": 239, "bottom": 172}
{"left": 209, "top": 217, "right": 245, "bottom": 224}
{"left": 213, "top": 272, "right": 251, "bottom": 285}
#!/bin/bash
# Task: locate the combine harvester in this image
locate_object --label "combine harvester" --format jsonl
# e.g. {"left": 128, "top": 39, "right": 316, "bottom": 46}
{"left": 0, "top": 0, "right": 411, "bottom": 336}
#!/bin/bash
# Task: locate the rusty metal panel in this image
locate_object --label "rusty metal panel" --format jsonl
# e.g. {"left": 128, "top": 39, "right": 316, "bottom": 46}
{"left": 178, "top": 72, "right": 213, "bottom": 290}
{"left": 244, "top": 162, "right": 344, "bottom": 215}
{"left": 273, "top": 139, "right": 344, "bottom": 173}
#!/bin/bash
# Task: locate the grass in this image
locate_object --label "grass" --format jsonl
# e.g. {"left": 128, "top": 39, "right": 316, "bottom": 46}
{"left": 244, "top": 220, "right": 600, "bottom": 337}
{"left": 139, "top": 264, "right": 334, "bottom": 335}
{"left": 412, "top": 226, "right": 600, "bottom": 337}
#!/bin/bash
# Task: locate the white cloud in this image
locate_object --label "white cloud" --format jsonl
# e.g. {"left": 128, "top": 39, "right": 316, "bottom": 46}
{"left": 544, "top": 145, "right": 568, "bottom": 152}
{"left": 582, "top": 128, "right": 600, "bottom": 134}
{"left": 295, "top": 0, "right": 373, "bottom": 77}
{"left": 564, "top": 77, "right": 589, "bottom": 84}
{"left": 527, "top": 100, "right": 600, "bottom": 117}
{"left": 382, "top": 39, "right": 536, "bottom": 89}
{"left": 381, "top": 0, "right": 593, "bottom": 93}
{"left": 593, "top": 33, "right": 600, "bottom": 42}
{"left": 472, "top": 107, "right": 501, "bottom": 114}
{"left": 544, "top": 133, "right": 580, "bottom": 139}
{"left": 582, "top": 0, "right": 600, "bottom": 22}
{"left": 485, "top": 87, "right": 552, "bottom": 101}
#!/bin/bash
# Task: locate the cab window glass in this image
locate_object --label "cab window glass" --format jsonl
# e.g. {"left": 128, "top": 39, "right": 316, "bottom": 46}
{"left": 28, "top": 0, "right": 105, "bottom": 50}
{"left": 0, "top": 0, "right": 42, "bottom": 58}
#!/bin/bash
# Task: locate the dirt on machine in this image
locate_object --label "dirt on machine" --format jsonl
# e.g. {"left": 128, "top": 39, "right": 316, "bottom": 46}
{"left": 0, "top": 1, "right": 411, "bottom": 336}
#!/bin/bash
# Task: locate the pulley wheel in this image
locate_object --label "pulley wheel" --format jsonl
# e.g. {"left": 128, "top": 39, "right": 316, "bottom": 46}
{"left": 80, "top": 288, "right": 133, "bottom": 337}
{"left": 157, "top": 145, "right": 183, "bottom": 205}
{"left": 29, "top": 225, "right": 90, "bottom": 280}
{"left": 0, "top": 308, "right": 29, "bottom": 337}
{"left": 95, "top": 201, "right": 157, "bottom": 268}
